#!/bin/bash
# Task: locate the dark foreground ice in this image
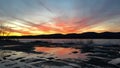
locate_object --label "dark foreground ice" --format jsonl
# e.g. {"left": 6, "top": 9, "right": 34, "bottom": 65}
{"left": 0, "top": 39, "right": 120, "bottom": 68}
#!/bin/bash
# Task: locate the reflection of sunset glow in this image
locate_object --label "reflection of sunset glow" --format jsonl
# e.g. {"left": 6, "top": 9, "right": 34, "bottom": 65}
{"left": 34, "top": 46, "right": 88, "bottom": 59}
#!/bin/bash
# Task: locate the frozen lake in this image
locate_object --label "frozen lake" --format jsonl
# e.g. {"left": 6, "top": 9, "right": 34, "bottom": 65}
{"left": 19, "top": 39, "right": 120, "bottom": 45}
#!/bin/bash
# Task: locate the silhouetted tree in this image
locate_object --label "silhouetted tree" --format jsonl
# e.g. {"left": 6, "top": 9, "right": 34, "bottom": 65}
{"left": 0, "top": 24, "right": 12, "bottom": 40}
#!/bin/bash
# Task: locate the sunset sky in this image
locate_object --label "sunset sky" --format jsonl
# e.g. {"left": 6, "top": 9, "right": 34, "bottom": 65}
{"left": 0, "top": 0, "right": 120, "bottom": 36}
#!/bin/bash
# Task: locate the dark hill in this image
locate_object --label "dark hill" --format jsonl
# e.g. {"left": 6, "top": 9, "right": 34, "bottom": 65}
{"left": 0, "top": 32, "right": 120, "bottom": 39}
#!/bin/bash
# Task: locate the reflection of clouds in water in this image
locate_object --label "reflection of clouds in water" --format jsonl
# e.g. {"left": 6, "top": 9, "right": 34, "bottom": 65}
{"left": 0, "top": 50, "right": 80, "bottom": 68}
{"left": 34, "top": 47, "right": 89, "bottom": 60}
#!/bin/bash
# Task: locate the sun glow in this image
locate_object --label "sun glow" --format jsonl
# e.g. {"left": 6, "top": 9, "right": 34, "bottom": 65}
{"left": 9, "top": 32, "right": 22, "bottom": 36}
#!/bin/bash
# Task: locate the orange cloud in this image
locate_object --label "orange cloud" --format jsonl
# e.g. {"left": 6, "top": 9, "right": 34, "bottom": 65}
{"left": 2, "top": 16, "right": 116, "bottom": 36}
{"left": 28, "top": 17, "right": 90, "bottom": 34}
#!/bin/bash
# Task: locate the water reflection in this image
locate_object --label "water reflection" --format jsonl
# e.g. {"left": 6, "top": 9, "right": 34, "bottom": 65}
{"left": 34, "top": 46, "right": 89, "bottom": 60}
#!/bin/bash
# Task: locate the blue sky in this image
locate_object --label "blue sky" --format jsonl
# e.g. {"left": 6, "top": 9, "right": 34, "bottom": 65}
{"left": 0, "top": 0, "right": 120, "bottom": 35}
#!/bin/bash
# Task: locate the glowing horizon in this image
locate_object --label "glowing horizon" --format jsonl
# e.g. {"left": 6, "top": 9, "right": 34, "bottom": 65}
{"left": 0, "top": 0, "right": 120, "bottom": 36}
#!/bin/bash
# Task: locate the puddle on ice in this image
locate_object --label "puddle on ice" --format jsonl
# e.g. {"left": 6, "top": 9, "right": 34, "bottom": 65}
{"left": 34, "top": 46, "right": 89, "bottom": 60}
